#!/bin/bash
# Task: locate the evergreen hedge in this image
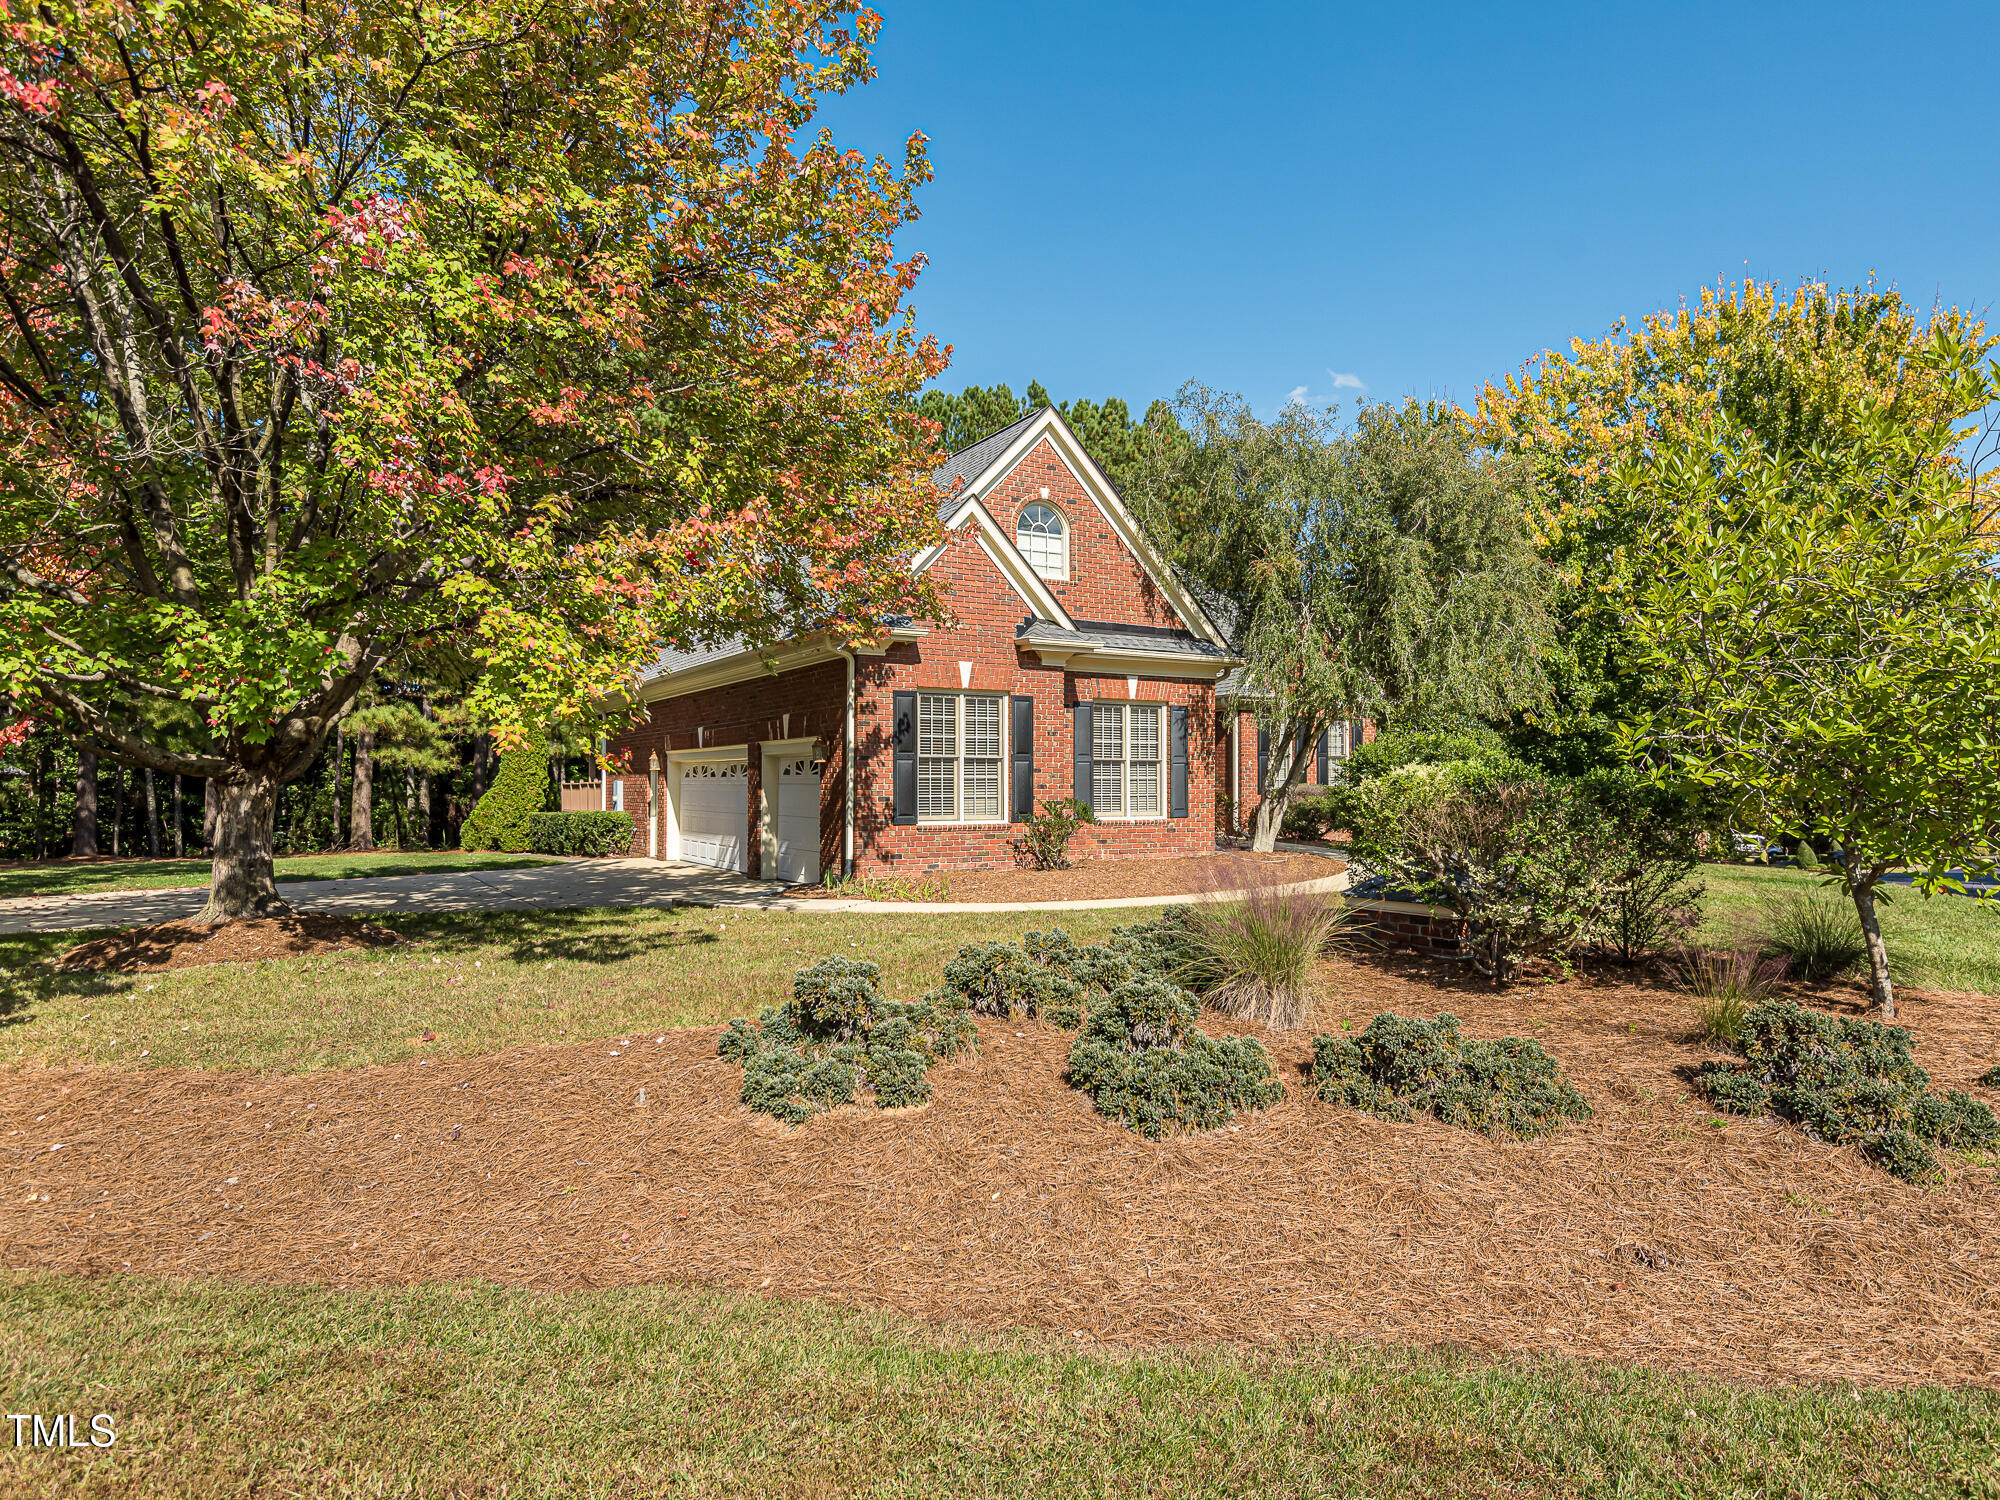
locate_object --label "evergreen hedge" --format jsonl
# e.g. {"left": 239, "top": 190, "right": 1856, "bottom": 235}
{"left": 1311, "top": 1013, "right": 1592, "bottom": 1139}
{"left": 459, "top": 749, "right": 556, "bottom": 852}
{"left": 1693, "top": 1000, "right": 1999, "bottom": 1181}
{"left": 525, "top": 811, "right": 634, "bottom": 856}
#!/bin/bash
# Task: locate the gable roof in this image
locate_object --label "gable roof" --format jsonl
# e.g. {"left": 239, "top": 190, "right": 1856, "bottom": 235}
{"left": 931, "top": 407, "right": 1231, "bottom": 650}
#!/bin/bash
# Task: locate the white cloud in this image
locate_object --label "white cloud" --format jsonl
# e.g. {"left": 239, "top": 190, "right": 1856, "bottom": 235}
{"left": 1285, "top": 385, "right": 1310, "bottom": 406}
{"left": 1328, "top": 370, "right": 1366, "bottom": 391}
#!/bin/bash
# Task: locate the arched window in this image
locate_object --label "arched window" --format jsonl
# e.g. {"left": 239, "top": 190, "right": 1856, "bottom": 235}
{"left": 1016, "top": 503, "right": 1067, "bottom": 580}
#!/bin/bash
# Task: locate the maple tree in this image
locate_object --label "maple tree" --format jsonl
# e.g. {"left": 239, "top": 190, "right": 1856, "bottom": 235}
{"left": 0, "top": 0, "right": 946, "bottom": 918}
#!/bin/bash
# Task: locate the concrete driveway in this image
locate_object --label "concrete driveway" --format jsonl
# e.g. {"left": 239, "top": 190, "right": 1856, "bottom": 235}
{"left": 0, "top": 858, "right": 783, "bottom": 934}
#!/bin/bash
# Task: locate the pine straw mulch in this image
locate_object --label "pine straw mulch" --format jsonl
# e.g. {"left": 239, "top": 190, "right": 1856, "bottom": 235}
{"left": 786, "top": 850, "right": 1340, "bottom": 902}
{"left": 53, "top": 914, "right": 404, "bottom": 974}
{"left": 4, "top": 952, "right": 1998, "bottom": 1390}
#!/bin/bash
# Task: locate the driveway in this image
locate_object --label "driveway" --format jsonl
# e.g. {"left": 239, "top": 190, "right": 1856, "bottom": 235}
{"left": 0, "top": 858, "right": 782, "bottom": 934}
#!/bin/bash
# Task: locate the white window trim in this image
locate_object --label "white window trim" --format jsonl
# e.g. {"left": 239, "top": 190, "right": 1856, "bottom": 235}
{"left": 1088, "top": 700, "right": 1168, "bottom": 822}
{"left": 1016, "top": 503, "right": 1070, "bottom": 583}
{"left": 915, "top": 690, "right": 1010, "bottom": 826}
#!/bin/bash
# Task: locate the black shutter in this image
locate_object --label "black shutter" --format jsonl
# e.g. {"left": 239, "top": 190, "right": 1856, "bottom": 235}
{"left": 1010, "top": 695, "right": 1034, "bottom": 822}
{"left": 1350, "top": 720, "right": 1365, "bottom": 756}
{"left": 1316, "top": 729, "right": 1330, "bottom": 785}
{"left": 1256, "top": 724, "right": 1269, "bottom": 792}
{"left": 1169, "top": 705, "right": 1189, "bottom": 819}
{"left": 892, "top": 690, "right": 916, "bottom": 826}
{"left": 1072, "top": 702, "right": 1093, "bottom": 807}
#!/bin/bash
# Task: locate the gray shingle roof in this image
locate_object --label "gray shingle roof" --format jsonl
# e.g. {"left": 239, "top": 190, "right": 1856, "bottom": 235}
{"left": 931, "top": 407, "right": 1045, "bottom": 516}
{"left": 1016, "top": 617, "right": 1228, "bottom": 661}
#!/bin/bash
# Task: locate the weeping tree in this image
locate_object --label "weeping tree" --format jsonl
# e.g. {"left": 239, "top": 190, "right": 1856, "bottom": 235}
{"left": 1131, "top": 387, "right": 1553, "bottom": 849}
{"left": 0, "top": 0, "right": 946, "bottom": 920}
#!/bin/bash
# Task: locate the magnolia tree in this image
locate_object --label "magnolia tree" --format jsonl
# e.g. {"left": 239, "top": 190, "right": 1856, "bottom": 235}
{"left": 1131, "top": 388, "right": 1551, "bottom": 850}
{"left": 0, "top": 0, "right": 945, "bottom": 919}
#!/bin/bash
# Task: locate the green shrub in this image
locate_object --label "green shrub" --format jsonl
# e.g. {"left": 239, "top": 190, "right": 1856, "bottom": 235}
{"left": 943, "top": 941, "right": 1084, "bottom": 1020}
{"left": 716, "top": 955, "right": 973, "bottom": 1125}
{"left": 1280, "top": 789, "right": 1348, "bottom": 842}
{"left": 459, "top": 749, "right": 556, "bottom": 852}
{"left": 1065, "top": 975, "right": 1284, "bottom": 1140}
{"left": 1761, "top": 893, "right": 1869, "bottom": 984}
{"left": 1343, "top": 725, "right": 1513, "bottom": 784}
{"left": 525, "top": 811, "right": 634, "bottom": 857}
{"left": 1348, "top": 765, "right": 1619, "bottom": 983}
{"left": 1310, "top": 1013, "right": 1592, "bottom": 1139}
{"left": 1011, "top": 796, "right": 1098, "bottom": 870}
{"left": 1691, "top": 999, "right": 2000, "bottom": 1180}
{"left": 1174, "top": 882, "right": 1350, "bottom": 1030}
{"left": 1981, "top": 1064, "right": 2000, "bottom": 1088}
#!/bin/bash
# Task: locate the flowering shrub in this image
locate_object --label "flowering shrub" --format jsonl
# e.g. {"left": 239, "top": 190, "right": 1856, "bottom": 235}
{"left": 717, "top": 956, "right": 974, "bottom": 1125}
{"left": 1693, "top": 1000, "right": 1999, "bottom": 1180}
{"left": 1311, "top": 1013, "right": 1591, "bottom": 1139}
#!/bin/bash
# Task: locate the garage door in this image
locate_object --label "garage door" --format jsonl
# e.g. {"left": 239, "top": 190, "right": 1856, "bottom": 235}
{"left": 772, "top": 756, "right": 822, "bottom": 885}
{"left": 679, "top": 761, "right": 748, "bottom": 872}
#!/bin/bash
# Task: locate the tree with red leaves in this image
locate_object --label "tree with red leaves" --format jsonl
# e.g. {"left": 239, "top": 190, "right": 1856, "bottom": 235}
{"left": 0, "top": 0, "right": 946, "bottom": 918}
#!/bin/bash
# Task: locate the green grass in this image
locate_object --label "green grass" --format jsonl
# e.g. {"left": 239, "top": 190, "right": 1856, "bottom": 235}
{"left": 0, "top": 906, "right": 1135, "bottom": 1073}
{"left": 0, "top": 849, "right": 560, "bottom": 901}
{"left": 1, "top": 1274, "right": 1991, "bottom": 1499}
{"left": 1696, "top": 862, "right": 2000, "bottom": 995}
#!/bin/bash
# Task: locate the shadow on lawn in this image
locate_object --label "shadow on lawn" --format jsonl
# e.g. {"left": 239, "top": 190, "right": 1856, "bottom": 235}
{"left": 0, "top": 930, "right": 127, "bottom": 1027}
{"left": 381, "top": 905, "right": 721, "bottom": 967}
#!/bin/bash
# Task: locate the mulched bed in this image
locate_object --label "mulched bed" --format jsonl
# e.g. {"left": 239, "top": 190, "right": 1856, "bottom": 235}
{"left": 787, "top": 850, "right": 1341, "bottom": 902}
{"left": 6, "top": 952, "right": 1998, "bottom": 1387}
{"left": 53, "top": 915, "right": 404, "bottom": 975}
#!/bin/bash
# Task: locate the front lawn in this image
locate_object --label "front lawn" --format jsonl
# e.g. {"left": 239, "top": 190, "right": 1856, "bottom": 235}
{"left": 1697, "top": 861, "right": 2000, "bottom": 995}
{"left": 0, "top": 906, "right": 1135, "bottom": 1073}
{"left": 1, "top": 1275, "right": 1989, "bottom": 1500}
{"left": 0, "top": 850, "right": 560, "bottom": 902}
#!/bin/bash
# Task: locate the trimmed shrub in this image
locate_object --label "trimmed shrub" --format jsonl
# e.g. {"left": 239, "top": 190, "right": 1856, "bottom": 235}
{"left": 716, "top": 955, "right": 973, "bottom": 1125}
{"left": 1691, "top": 1000, "right": 2000, "bottom": 1180}
{"left": 1012, "top": 796, "right": 1098, "bottom": 870}
{"left": 1761, "top": 893, "right": 1868, "bottom": 984}
{"left": 525, "top": 811, "right": 634, "bottom": 857}
{"left": 1981, "top": 1064, "right": 2000, "bottom": 1088}
{"left": 943, "top": 941, "right": 1084, "bottom": 1021}
{"left": 460, "top": 749, "right": 556, "bottom": 852}
{"left": 1065, "top": 975, "right": 1284, "bottom": 1140}
{"left": 1310, "top": 1013, "right": 1592, "bottom": 1139}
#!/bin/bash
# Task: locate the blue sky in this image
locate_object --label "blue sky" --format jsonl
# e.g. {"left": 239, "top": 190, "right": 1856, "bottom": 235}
{"left": 824, "top": 0, "right": 1998, "bottom": 417}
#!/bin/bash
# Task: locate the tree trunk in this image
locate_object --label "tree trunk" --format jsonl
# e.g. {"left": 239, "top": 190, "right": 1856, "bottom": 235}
{"left": 416, "top": 769, "right": 433, "bottom": 851}
{"left": 33, "top": 742, "right": 50, "bottom": 860}
{"left": 1848, "top": 874, "right": 1896, "bottom": 1018}
{"left": 349, "top": 730, "right": 376, "bottom": 851}
{"left": 1249, "top": 792, "right": 1288, "bottom": 852}
{"left": 333, "top": 725, "right": 347, "bottom": 849}
{"left": 203, "top": 777, "right": 219, "bottom": 850}
{"left": 143, "top": 767, "right": 161, "bottom": 857}
{"left": 109, "top": 764, "right": 122, "bottom": 856}
{"left": 71, "top": 751, "right": 98, "bottom": 857}
{"left": 193, "top": 775, "right": 288, "bottom": 923}
{"left": 172, "top": 775, "right": 184, "bottom": 858}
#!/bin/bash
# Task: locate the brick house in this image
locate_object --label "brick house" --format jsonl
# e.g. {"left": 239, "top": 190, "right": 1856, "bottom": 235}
{"left": 601, "top": 407, "right": 1359, "bottom": 880}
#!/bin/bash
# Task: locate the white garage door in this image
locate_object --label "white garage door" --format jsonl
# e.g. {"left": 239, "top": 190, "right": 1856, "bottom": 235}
{"left": 773, "top": 756, "right": 822, "bottom": 885}
{"left": 679, "top": 761, "right": 748, "bottom": 872}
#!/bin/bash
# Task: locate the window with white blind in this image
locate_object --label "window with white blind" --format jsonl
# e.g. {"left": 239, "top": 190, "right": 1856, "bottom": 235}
{"left": 1089, "top": 702, "right": 1163, "bottom": 818}
{"left": 916, "top": 692, "right": 1004, "bottom": 821}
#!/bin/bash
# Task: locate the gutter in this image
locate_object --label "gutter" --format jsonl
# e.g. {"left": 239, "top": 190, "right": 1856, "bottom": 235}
{"left": 837, "top": 646, "right": 857, "bottom": 878}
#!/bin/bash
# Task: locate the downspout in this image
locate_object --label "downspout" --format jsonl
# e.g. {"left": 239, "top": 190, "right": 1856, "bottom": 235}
{"left": 838, "top": 647, "right": 857, "bottom": 878}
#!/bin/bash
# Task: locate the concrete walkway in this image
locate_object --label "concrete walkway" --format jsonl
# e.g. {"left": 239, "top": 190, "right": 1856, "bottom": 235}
{"left": 0, "top": 854, "right": 1350, "bottom": 933}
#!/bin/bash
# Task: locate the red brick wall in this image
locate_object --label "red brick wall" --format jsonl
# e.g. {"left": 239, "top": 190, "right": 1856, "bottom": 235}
{"left": 603, "top": 658, "right": 847, "bottom": 881}
{"left": 982, "top": 435, "right": 1186, "bottom": 628}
